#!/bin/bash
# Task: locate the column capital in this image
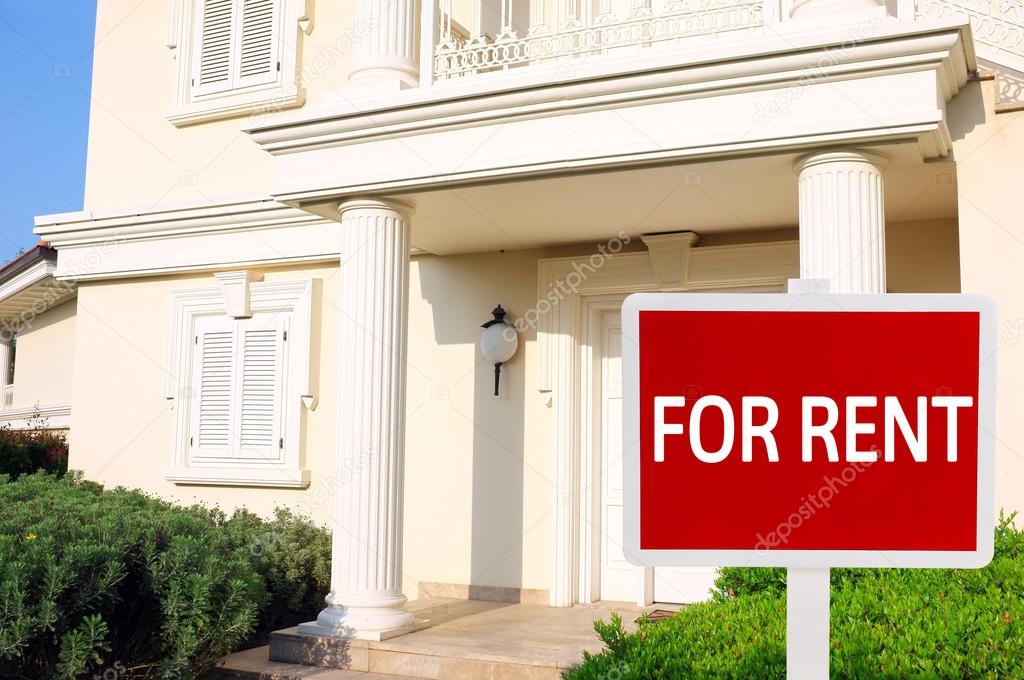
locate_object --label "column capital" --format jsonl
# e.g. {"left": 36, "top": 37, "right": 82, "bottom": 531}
{"left": 337, "top": 197, "right": 413, "bottom": 218}
{"left": 795, "top": 148, "right": 888, "bottom": 174}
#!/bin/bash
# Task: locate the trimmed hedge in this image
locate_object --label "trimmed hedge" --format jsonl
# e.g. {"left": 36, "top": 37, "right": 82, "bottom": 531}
{"left": 565, "top": 515, "right": 1024, "bottom": 679}
{"left": 0, "top": 473, "right": 330, "bottom": 679}
{"left": 0, "top": 426, "right": 68, "bottom": 479}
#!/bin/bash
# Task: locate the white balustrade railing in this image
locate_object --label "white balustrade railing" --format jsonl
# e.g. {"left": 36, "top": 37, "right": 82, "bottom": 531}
{"left": 426, "top": 0, "right": 1024, "bottom": 84}
{"left": 916, "top": 0, "right": 1024, "bottom": 64}
{"left": 433, "top": 0, "right": 766, "bottom": 81}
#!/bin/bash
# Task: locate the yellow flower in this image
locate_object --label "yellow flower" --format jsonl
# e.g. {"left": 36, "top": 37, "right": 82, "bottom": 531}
{"left": 25, "top": 533, "right": 37, "bottom": 541}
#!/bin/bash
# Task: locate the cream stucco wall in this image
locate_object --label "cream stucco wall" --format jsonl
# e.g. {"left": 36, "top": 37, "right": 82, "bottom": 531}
{"left": 84, "top": 0, "right": 359, "bottom": 212}
{"left": 886, "top": 218, "right": 961, "bottom": 293}
{"left": 11, "top": 298, "right": 77, "bottom": 410}
{"left": 403, "top": 247, "right": 580, "bottom": 597}
{"left": 949, "top": 77, "right": 1024, "bottom": 520}
{"left": 68, "top": 263, "right": 341, "bottom": 527}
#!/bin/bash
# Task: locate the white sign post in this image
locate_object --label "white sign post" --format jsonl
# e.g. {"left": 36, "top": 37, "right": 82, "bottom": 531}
{"left": 787, "top": 567, "right": 830, "bottom": 679}
{"left": 787, "top": 278, "right": 831, "bottom": 680}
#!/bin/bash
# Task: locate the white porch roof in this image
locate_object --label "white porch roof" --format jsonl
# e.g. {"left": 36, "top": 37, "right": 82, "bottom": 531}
{"left": 0, "top": 245, "right": 75, "bottom": 323}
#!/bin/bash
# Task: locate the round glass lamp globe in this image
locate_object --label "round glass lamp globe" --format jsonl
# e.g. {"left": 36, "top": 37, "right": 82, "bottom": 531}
{"left": 480, "top": 323, "right": 518, "bottom": 364}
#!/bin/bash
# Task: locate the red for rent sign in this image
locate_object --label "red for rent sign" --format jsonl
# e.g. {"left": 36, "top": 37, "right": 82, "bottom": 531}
{"left": 622, "top": 293, "right": 996, "bottom": 569}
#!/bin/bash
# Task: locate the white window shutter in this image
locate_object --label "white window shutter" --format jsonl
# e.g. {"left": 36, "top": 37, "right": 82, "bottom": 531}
{"left": 237, "top": 0, "right": 280, "bottom": 88}
{"left": 236, "top": 316, "right": 288, "bottom": 461}
{"left": 189, "top": 314, "right": 288, "bottom": 464}
{"left": 193, "top": 0, "right": 235, "bottom": 95}
{"left": 190, "top": 320, "right": 237, "bottom": 460}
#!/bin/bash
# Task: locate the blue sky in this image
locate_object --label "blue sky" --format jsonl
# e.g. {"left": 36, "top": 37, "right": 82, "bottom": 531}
{"left": 0, "top": 1, "right": 97, "bottom": 264}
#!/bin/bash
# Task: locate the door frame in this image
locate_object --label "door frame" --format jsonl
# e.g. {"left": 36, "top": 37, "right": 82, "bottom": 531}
{"left": 536, "top": 239, "right": 797, "bottom": 606}
{"left": 582, "top": 296, "right": 633, "bottom": 603}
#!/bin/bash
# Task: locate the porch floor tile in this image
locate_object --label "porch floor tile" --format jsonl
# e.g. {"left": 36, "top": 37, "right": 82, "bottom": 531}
{"left": 378, "top": 597, "right": 650, "bottom": 668}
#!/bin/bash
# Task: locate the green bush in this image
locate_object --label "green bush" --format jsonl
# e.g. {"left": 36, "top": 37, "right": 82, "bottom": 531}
{"left": 565, "top": 516, "right": 1024, "bottom": 679}
{"left": 0, "top": 473, "right": 331, "bottom": 679}
{"left": 0, "top": 426, "right": 68, "bottom": 479}
{"left": 220, "top": 507, "right": 331, "bottom": 642}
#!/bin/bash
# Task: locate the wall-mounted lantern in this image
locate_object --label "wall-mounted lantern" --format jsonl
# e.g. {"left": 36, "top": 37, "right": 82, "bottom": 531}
{"left": 480, "top": 305, "right": 518, "bottom": 396}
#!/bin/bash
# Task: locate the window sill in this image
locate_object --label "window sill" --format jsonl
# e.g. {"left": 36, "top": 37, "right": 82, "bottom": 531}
{"left": 164, "top": 466, "right": 311, "bottom": 488}
{"left": 167, "top": 85, "right": 305, "bottom": 127}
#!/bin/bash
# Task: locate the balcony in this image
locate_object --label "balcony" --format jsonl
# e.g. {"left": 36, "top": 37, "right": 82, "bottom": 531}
{"left": 421, "top": 0, "right": 1023, "bottom": 85}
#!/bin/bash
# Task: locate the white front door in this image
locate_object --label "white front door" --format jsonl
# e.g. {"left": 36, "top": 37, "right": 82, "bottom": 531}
{"left": 598, "top": 311, "right": 718, "bottom": 604}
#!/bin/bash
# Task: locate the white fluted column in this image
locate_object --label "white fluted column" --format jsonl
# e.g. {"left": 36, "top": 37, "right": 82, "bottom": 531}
{"left": 796, "top": 149, "right": 887, "bottom": 294}
{"left": 349, "top": 0, "right": 419, "bottom": 87}
{"left": 303, "top": 198, "right": 414, "bottom": 641}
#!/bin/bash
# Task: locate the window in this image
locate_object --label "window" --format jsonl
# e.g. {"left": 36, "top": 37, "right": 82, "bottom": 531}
{"left": 165, "top": 277, "right": 316, "bottom": 487}
{"left": 190, "top": 314, "right": 288, "bottom": 462}
{"left": 167, "top": 0, "right": 307, "bottom": 126}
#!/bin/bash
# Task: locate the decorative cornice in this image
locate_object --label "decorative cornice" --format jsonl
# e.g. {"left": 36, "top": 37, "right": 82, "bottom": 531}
{"left": 247, "top": 20, "right": 974, "bottom": 156}
{"left": 242, "top": 20, "right": 973, "bottom": 206}
{"left": 33, "top": 198, "right": 344, "bottom": 281}
{"left": 31, "top": 198, "right": 430, "bottom": 282}
{"left": 34, "top": 198, "right": 318, "bottom": 247}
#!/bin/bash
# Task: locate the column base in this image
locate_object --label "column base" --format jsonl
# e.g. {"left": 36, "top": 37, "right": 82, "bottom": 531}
{"left": 789, "top": 0, "right": 886, "bottom": 20}
{"left": 299, "top": 604, "right": 422, "bottom": 641}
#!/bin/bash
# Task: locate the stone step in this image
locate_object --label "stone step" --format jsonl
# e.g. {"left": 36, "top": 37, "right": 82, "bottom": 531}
{"left": 215, "top": 646, "right": 414, "bottom": 680}
{"left": 267, "top": 627, "right": 565, "bottom": 680}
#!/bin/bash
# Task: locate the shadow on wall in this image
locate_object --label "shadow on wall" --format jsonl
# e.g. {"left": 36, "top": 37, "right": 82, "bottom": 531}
{"left": 886, "top": 219, "right": 962, "bottom": 293}
{"left": 415, "top": 250, "right": 544, "bottom": 599}
{"left": 946, "top": 78, "right": 991, "bottom": 145}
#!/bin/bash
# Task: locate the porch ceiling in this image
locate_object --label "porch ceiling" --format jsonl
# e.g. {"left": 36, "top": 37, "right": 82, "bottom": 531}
{"left": 360, "top": 144, "right": 954, "bottom": 255}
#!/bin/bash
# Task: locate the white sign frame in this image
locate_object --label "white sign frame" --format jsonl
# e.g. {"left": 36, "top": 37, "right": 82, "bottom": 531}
{"left": 622, "top": 292, "right": 997, "bottom": 570}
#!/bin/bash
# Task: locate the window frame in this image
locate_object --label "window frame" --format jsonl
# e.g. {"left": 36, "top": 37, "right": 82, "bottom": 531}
{"left": 165, "top": 278, "right": 317, "bottom": 487}
{"left": 167, "top": 0, "right": 308, "bottom": 127}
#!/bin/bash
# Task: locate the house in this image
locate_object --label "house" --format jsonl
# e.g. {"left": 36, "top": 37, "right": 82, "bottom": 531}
{"left": 13, "top": 0, "right": 1024, "bottom": 657}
